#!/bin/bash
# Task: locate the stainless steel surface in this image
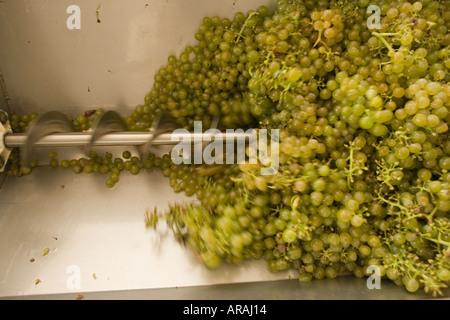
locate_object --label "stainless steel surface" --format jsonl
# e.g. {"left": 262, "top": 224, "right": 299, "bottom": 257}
{"left": 4, "top": 277, "right": 449, "bottom": 300}
{"left": 0, "top": 0, "right": 275, "bottom": 115}
{"left": 1, "top": 0, "right": 448, "bottom": 301}
{"left": 0, "top": 166, "right": 294, "bottom": 298}
{"left": 0, "top": 172, "right": 6, "bottom": 189}
{"left": 1, "top": 167, "right": 448, "bottom": 300}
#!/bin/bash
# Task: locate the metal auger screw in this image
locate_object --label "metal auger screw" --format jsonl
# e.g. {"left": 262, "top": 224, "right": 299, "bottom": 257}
{"left": 0, "top": 110, "right": 8, "bottom": 125}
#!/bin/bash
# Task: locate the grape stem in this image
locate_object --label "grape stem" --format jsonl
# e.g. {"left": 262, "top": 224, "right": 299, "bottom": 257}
{"left": 383, "top": 250, "right": 446, "bottom": 297}
{"left": 422, "top": 219, "right": 450, "bottom": 250}
{"left": 426, "top": 206, "right": 438, "bottom": 224}
{"left": 236, "top": 12, "right": 258, "bottom": 42}
{"left": 345, "top": 141, "right": 367, "bottom": 190}
{"left": 423, "top": 236, "right": 450, "bottom": 249}
{"left": 375, "top": 32, "right": 400, "bottom": 37}
{"left": 372, "top": 32, "right": 395, "bottom": 53}
{"left": 375, "top": 191, "right": 425, "bottom": 222}
{"left": 312, "top": 29, "right": 323, "bottom": 48}
{"left": 375, "top": 159, "right": 402, "bottom": 191}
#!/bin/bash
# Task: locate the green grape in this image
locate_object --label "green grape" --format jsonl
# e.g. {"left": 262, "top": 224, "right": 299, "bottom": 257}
{"left": 436, "top": 268, "right": 450, "bottom": 282}
{"left": 403, "top": 276, "right": 420, "bottom": 293}
{"left": 49, "top": 159, "right": 59, "bottom": 168}
{"left": 48, "top": 150, "right": 58, "bottom": 158}
{"left": 282, "top": 228, "right": 297, "bottom": 243}
{"left": 122, "top": 151, "right": 132, "bottom": 159}
{"left": 130, "top": 164, "right": 141, "bottom": 175}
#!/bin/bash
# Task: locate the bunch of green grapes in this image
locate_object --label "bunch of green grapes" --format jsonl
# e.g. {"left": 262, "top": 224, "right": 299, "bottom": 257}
{"left": 146, "top": 0, "right": 450, "bottom": 297}
{"left": 6, "top": 0, "right": 450, "bottom": 296}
